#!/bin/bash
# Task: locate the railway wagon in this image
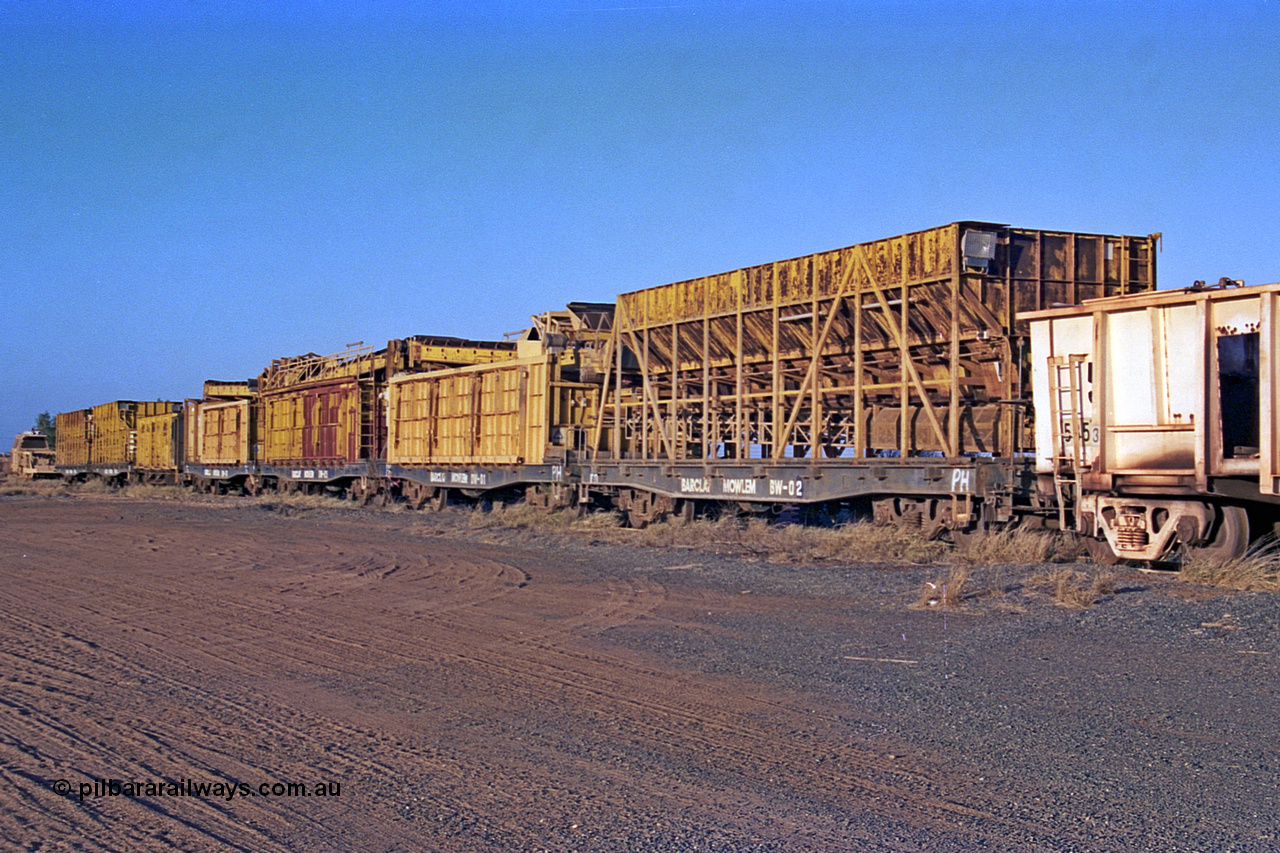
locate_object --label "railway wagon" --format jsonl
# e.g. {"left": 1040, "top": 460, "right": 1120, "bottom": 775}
{"left": 55, "top": 401, "right": 181, "bottom": 480}
{"left": 258, "top": 344, "right": 386, "bottom": 478}
{"left": 1028, "top": 278, "right": 1280, "bottom": 563}
{"left": 386, "top": 306, "right": 614, "bottom": 510}
{"left": 184, "top": 381, "right": 262, "bottom": 493}
{"left": 213, "top": 336, "right": 524, "bottom": 500}
{"left": 582, "top": 221, "right": 1160, "bottom": 528}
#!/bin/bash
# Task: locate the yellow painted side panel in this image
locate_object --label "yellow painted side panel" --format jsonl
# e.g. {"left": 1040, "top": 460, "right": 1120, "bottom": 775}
{"left": 388, "top": 357, "right": 549, "bottom": 466}
{"left": 90, "top": 401, "right": 135, "bottom": 465}
{"left": 263, "top": 395, "right": 304, "bottom": 463}
{"left": 55, "top": 410, "right": 91, "bottom": 466}
{"left": 136, "top": 412, "right": 180, "bottom": 470}
{"left": 188, "top": 399, "right": 252, "bottom": 465}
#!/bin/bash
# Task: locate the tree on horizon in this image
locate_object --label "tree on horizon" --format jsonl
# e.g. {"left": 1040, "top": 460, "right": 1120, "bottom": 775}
{"left": 33, "top": 412, "right": 55, "bottom": 448}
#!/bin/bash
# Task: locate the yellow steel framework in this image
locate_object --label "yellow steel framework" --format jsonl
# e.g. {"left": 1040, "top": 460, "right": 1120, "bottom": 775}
{"left": 592, "top": 222, "right": 1158, "bottom": 463}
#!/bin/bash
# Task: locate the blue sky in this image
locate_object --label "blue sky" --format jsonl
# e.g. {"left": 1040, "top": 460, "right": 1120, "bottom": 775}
{"left": 4, "top": 0, "right": 1279, "bottom": 443}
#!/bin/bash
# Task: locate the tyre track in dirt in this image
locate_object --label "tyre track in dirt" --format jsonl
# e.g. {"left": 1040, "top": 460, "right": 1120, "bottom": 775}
{"left": 0, "top": 497, "right": 1111, "bottom": 851}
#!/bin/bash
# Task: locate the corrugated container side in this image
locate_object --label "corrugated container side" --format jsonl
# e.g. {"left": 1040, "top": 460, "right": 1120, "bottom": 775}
{"left": 55, "top": 410, "right": 92, "bottom": 466}
{"left": 136, "top": 411, "right": 182, "bottom": 470}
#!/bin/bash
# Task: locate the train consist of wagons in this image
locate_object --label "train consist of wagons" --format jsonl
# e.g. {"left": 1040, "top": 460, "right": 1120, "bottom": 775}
{"left": 29, "top": 220, "right": 1275, "bottom": 564}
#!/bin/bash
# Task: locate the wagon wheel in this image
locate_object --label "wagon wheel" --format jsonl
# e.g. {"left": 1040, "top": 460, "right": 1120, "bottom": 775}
{"left": 403, "top": 482, "right": 430, "bottom": 510}
{"left": 1083, "top": 536, "right": 1124, "bottom": 566}
{"left": 948, "top": 513, "right": 1012, "bottom": 553}
{"left": 526, "top": 485, "right": 550, "bottom": 512}
{"left": 430, "top": 487, "right": 449, "bottom": 512}
{"left": 352, "top": 478, "right": 375, "bottom": 506}
{"left": 626, "top": 491, "right": 671, "bottom": 529}
{"left": 243, "top": 475, "right": 263, "bottom": 497}
{"left": 1184, "top": 505, "right": 1249, "bottom": 563}
{"left": 676, "top": 499, "right": 696, "bottom": 524}
{"left": 528, "top": 484, "right": 571, "bottom": 513}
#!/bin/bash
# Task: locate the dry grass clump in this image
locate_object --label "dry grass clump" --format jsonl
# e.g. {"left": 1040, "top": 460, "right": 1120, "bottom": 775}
{"left": 952, "top": 527, "right": 1085, "bottom": 566}
{"left": 117, "top": 484, "right": 187, "bottom": 500}
{"left": 1026, "top": 566, "right": 1117, "bottom": 609}
{"left": 1179, "top": 538, "right": 1280, "bottom": 592}
{"left": 466, "top": 503, "right": 622, "bottom": 532}
{"left": 247, "top": 491, "right": 364, "bottom": 514}
{"left": 0, "top": 478, "right": 70, "bottom": 497}
{"left": 769, "top": 520, "right": 949, "bottom": 565}
{"left": 912, "top": 566, "right": 972, "bottom": 609}
{"left": 463, "top": 507, "right": 949, "bottom": 565}
{"left": 632, "top": 517, "right": 949, "bottom": 565}
{"left": 467, "top": 503, "right": 564, "bottom": 530}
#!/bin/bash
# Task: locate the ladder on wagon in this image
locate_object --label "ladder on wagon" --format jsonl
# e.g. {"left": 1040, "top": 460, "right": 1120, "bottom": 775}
{"left": 1047, "top": 354, "right": 1090, "bottom": 530}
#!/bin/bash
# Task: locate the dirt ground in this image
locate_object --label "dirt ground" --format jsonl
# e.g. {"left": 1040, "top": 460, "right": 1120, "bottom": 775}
{"left": 1, "top": 495, "right": 1277, "bottom": 852}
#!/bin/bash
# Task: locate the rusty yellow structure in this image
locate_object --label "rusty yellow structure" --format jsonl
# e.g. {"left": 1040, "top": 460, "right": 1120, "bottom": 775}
{"left": 593, "top": 222, "right": 1158, "bottom": 464}
{"left": 53, "top": 401, "right": 181, "bottom": 477}
{"left": 185, "top": 399, "right": 257, "bottom": 467}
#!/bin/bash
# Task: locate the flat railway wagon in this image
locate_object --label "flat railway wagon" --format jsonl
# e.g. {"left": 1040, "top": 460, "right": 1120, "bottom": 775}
{"left": 55, "top": 401, "right": 182, "bottom": 482}
{"left": 1029, "top": 278, "right": 1280, "bottom": 563}
{"left": 578, "top": 221, "right": 1159, "bottom": 530}
{"left": 183, "top": 380, "right": 260, "bottom": 493}
{"left": 183, "top": 337, "right": 531, "bottom": 500}
{"left": 386, "top": 303, "right": 614, "bottom": 510}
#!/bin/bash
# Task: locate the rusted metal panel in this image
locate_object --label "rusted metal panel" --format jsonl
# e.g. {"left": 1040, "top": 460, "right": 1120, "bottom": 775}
{"left": 256, "top": 335, "right": 551, "bottom": 469}
{"left": 202, "top": 379, "right": 256, "bottom": 399}
{"left": 259, "top": 342, "right": 385, "bottom": 466}
{"left": 89, "top": 402, "right": 127, "bottom": 466}
{"left": 596, "top": 223, "right": 1158, "bottom": 463}
{"left": 87, "top": 401, "right": 181, "bottom": 466}
{"left": 89, "top": 401, "right": 134, "bottom": 466}
{"left": 261, "top": 380, "right": 365, "bottom": 465}
{"left": 389, "top": 358, "right": 545, "bottom": 466}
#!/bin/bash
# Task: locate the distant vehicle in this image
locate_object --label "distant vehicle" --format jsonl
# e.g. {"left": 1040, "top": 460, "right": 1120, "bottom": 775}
{"left": 10, "top": 431, "right": 57, "bottom": 479}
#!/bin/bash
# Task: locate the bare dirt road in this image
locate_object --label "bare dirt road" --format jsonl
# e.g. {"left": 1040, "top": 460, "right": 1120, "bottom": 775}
{"left": 1, "top": 495, "right": 1277, "bottom": 852}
